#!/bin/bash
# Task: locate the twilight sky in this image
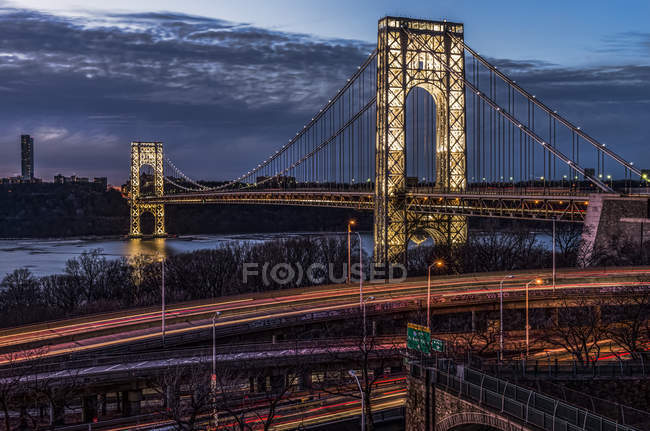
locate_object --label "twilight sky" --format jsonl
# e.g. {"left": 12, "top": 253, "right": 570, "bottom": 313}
{"left": 1, "top": 0, "right": 649, "bottom": 184}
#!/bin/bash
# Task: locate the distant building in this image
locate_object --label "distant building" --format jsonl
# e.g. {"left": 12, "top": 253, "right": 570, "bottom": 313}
{"left": 93, "top": 177, "right": 108, "bottom": 189}
{"left": 20, "top": 135, "right": 34, "bottom": 180}
{"left": 53, "top": 174, "right": 107, "bottom": 189}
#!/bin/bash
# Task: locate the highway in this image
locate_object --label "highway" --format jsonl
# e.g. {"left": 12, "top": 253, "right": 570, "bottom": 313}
{"left": 50, "top": 375, "right": 406, "bottom": 431}
{"left": 1, "top": 267, "right": 649, "bottom": 364}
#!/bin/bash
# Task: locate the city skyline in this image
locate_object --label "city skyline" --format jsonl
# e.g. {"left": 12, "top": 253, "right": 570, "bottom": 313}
{"left": 0, "top": 2, "right": 649, "bottom": 184}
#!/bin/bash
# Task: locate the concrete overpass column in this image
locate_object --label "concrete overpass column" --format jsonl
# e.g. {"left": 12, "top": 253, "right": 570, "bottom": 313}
{"left": 594, "top": 305, "right": 602, "bottom": 325}
{"left": 82, "top": 394, "right": 98, "bottom": 423}
{"left": 471, "top": 310, "right": 476, "bottom": 332}
{"left": 121, "top": 390, "right": 142, "bottom": 417}
{"left": 256, "top": 375, "right": 268, "bottom": 393}
{"left": 49, "top": 400, "right": 65, "bottom": 426}
{"left": 300, "top": 371, "right": 312, "bottom": 390}
{"left": 552, "top": 307, "right": 559, "bottom": 326}
{"left": 270, "top": 374, "right": 286, "bottom": 392}
{"left": 100, "top": 394, "right": 107, "bottom": 416}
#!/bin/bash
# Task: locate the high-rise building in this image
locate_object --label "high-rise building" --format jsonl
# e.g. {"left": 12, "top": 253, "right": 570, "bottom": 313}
{"left": 20, "top": 134, "right": 34, "bottom": 180}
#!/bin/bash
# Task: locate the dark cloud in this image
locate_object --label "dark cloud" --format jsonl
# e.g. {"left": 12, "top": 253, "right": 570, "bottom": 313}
{"left": 598, "top": 32, "right": 650, "bottom": 55}
{"left": 0, "top": 8, "right": 648, "bottom": 184}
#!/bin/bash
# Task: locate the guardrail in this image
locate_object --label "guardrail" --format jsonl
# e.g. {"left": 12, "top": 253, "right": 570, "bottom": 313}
{"left": 409, "top": 359, "right": 643, "bottom": 431}
{"left": 478, "top": 358, "right": 648, "bottom": 380}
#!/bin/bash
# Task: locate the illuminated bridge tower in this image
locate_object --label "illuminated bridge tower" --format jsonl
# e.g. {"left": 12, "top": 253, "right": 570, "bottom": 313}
{"left": 129, "top": 141, "right": 166, "bottom": 237}
{"left": 374, "top": 17, "right": 468, "bottom": 266}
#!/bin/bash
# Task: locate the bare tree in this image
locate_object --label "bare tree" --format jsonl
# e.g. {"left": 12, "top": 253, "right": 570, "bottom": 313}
{"left": 540, "top": 291, "right": 610, "bottom": 366}
{"left": 312, "top": 316, "right": 403, "bottom": 431}
{"left": 604, "top": 284, "right": 650, "bottom": 359}
{"left": 151, "top": 360, "right": 212, "bottom": 431}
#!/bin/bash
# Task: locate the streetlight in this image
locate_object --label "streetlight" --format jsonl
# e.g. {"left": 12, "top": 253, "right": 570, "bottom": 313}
{"left": 499, "top": 275, "right": 514, "bottom": 362}
{"left": 353, "top": 231, "right": 363, "bottom": 311}
{"left": 525, "top": 278, "right": 543, "bottom": 359}
{"left": 160, "top": 256, "right": 166, "bottom": 347}
{"left": 348, "top": 369, "right": 364, "bottom": 431}
{"left": 552, "top": 217, "right": 556, "bottom": 291}
{"left": 427, "top": 259, "right": 444, "bottom": 329}
{"left": 211, "top": 311, "right": 222, "bottom": 429}
{"left": 362, "top": 296, "right": 375, "bottom": 348}
{"left": 347, "top": 220, "right": 356, "bottom": 284}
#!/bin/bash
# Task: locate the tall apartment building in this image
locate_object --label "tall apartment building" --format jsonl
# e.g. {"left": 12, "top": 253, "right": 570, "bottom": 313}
{"left": 20, "top": 134, "right": 34, "bottom": 180}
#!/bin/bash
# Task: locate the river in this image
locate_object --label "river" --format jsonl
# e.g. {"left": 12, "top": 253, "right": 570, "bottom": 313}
{"left": 0, "top": 232, "right": 375, "bottom": 277}
{"left": 0, "top": 230, "right": 552, "bottom": 278}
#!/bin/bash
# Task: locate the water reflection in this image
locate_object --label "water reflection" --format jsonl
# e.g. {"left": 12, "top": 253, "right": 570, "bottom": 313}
{"left": 125, "top": 238, "right": 169, "bottom": 259}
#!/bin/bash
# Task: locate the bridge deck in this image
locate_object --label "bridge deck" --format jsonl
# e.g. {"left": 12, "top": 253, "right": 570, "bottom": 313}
{"left": 138, "top": 189, "right": 603, "bottom": 221}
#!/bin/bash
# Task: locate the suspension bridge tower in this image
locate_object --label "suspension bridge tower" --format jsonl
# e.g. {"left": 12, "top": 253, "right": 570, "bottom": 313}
{"left": 374, "top": 17, "right": 468, "bottom": 266}
{"left": 129, "top": 141, "right": 166, "bottom": 237}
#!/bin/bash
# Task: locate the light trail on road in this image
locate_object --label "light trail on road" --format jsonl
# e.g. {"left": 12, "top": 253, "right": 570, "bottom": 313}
{"left": 1, "top": 267, "right": 648, "bottom": 364}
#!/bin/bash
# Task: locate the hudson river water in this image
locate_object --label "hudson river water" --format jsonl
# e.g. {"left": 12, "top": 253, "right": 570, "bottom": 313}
{"left": 0, "top": 232, "right": 375, "bottom": 277}
{"left": 0, "top": 231, "right": 552, "bottom": 278}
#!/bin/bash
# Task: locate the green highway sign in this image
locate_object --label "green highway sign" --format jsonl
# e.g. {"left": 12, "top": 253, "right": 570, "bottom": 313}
{"left": 430, "top": 338, "right": 445, "bottom": 353}
{"left": 407, "top": 323, "right": 431, "bottom": 354}
{"left": 407, "top": 323, "right": 445, "bottom": 354}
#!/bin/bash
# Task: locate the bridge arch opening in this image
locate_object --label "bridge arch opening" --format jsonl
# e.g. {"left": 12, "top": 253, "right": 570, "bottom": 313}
{"left": 436, "top": 412, "right": 516, "bottom": 431}
{"left": 138, "top": 210, "right": 155, "bottom": 236}
{"left": 138, "top": 164, "right": 156, "bottom": 197}
{"left": 405, "top": 84, "right": 440, "bottom": 189}
{"left": 405, "top": 84, "right": 455, "bottom": 247}
{"left": 449, "top": 426, "right": 500, "bottom": 431}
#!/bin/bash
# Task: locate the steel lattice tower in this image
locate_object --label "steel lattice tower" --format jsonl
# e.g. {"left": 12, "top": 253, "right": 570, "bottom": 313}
{"left": 129, "top": 142, "right": 166, "bottom": 237}
{"left": 374, "top": 17, "right": 468, "bottom": 266}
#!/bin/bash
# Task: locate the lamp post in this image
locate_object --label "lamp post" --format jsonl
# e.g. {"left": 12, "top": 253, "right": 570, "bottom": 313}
{"left": 347, "top": 220, "right": 356, "bottom": 284}
{"left": 211, "top": 311, "right": 221, "bottom": 429}
{"left": 354, "top": 231, "right": 363, "bottom": 311}
{"left": 348, "top": 369, "right": 364, "bottom": 431}
{"left": 552, "top": 217, "right": 556, "bottom": 291}
{"left": 525, "top": 278, "right": 543, "bottom": 359}
{"left": 499, "top": 275, "right": 514, "bottom": 362}
{"left": 362, "top": 295, "right": 375, "bottom": 349}
{"left": 160, "top": 256, "right": 166, "bottom": 347}
{"left": 427, "top": 260, "right": 444, "bottom": 329}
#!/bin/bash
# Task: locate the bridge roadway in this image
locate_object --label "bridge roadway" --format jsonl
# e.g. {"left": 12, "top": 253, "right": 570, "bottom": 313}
{"left": 139, "top": 188, "right": 596, "bottom": 222}
{"left": 2, "top": 267, "right": 649, "bottom": 363}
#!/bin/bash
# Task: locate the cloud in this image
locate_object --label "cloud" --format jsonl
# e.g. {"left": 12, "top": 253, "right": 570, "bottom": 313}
{"left": 0, "top": 8, "right": 648, "bottom": 185}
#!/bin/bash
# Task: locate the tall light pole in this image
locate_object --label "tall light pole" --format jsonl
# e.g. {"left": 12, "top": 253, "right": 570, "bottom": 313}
{"left": 347, "top": 220, "right": 356, "bottom": 284}
{"left": 552, "top": 217, "right": 556, "bottom": 291}
{"left": 354, "top": 231, "right": 363, "bottom": 311}
{"left": 525, "top": 278, "right": 543, "bottom": 359}
{"left": 348, "top": 369, "right": 364, "bottom": 431}
{"left": 427, "top": 260, "right": 444, "bottom": 329}
{"left": 161, "top": 256, "right": 166, "bottom": 347}
{"left": 362, "top": 296, "right": 375, "bottom": 349}
{"left": 211, "top": 311, "right": 221, "bottom": 429}
{"left": 499, "top": 275, "right": 514, "bottom": 362}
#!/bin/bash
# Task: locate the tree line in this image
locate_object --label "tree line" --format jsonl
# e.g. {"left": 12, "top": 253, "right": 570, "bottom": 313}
{"left": 2, "top": 221, "right": 648, "bottom": 328}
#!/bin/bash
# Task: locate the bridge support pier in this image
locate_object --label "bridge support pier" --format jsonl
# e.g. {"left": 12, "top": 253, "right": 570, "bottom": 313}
{"left": 129, "top": 142, "right": 166, "bottom": 238}
{"left": 121, "top": 390, "right": 142, "bottom": 417}
{"left": 580, "top": 195, "right": 650, "bottom": 265}
{"left": 49, "top": 400, "right": 65, "bottom": 426}
{"left": 270, "top": 374, "right": 286, "bottom": 392}
{"left": 82, "top": 394, "right": 98, "bottom": 423}
{"left": 374, "top": 18, "right": 468, "bottom": 266}
{"left": 300, "top": 371, "right": 312, "bottom": 390}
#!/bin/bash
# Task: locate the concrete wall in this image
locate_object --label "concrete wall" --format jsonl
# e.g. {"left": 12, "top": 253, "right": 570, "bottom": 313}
{"left": 580, "top": 195, "right": 650, "bottom": 264}
{"left": 405, "top": 371, "right": 531, "bottom": 431}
